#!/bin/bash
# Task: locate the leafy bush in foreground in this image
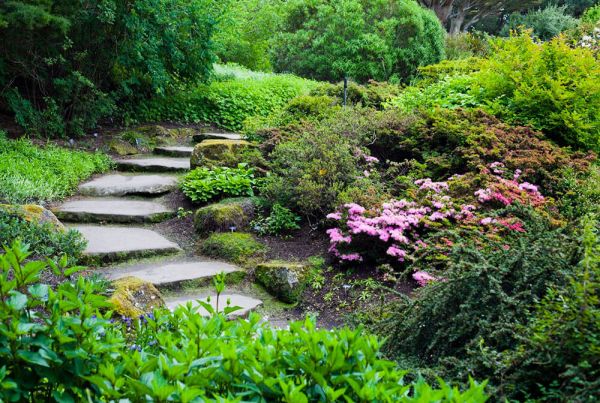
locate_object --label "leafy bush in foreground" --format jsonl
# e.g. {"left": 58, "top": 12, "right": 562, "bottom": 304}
{"left": 0, "top": 240, "right": 489, "bottom": 401}
{"left": 181, "top": 164, "right": 256, "bottom": 204}
{"left": 0, "top": 211, "right": 85, "bottom": 262}
{"left": 0, "top": 134, "right": 112, "bottom": 203}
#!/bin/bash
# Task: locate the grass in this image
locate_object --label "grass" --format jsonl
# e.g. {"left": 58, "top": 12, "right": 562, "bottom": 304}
{"left": 0, "top": 133, "right": 112, "bottom": 204}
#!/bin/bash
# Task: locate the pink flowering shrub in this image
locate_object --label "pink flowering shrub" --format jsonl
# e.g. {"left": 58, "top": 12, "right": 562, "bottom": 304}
{"left": 326, "top": 162, "right": 550, "bottom": 286}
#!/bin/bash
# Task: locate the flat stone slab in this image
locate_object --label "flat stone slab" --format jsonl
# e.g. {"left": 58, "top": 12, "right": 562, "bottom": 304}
{"left": 104, "top": 258, "right": 243, "bottom": 286}
{"left": 79, "top": 174, "right": 178, "bottom": 197}
{"left": 165, "top": 293, "right": 262, "bottom": 317}
{"left": 71, "top": 225, "right": 181, "bottom": 263}
{"left": 115, "top": 157, "right": 190, "bottom": 172}
{"left": 192, "top": 132, "right": 242, "bottom": 143}
{"left": 154, "top": 146, "right": 195, "bottom": 157}
{"left": 54, "top": 198, "right": 175, "bottom": 223}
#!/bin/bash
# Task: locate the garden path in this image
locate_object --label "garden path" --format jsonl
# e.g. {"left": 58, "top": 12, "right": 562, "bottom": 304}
{"left": 52, "top": 137, "right": 263, "bottom": 317}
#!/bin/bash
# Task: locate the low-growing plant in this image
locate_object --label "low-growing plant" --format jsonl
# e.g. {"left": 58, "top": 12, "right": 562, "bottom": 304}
{"left": 0, "top": 211, "right": 86, "bottom": 262}
{"left": 200, "top": 232, "right": 266, "bottom": 263}
{"left": 252, "top": 203, "right": 301, "bottom": 237}
{"left": 0, "top": 134, "right": 112, "bottom": 203}
{"left": 0, "top": 240, "right": 490, "bottom": 401}
{"left": 181, "top": 164, "right": 256, "bottom": 204}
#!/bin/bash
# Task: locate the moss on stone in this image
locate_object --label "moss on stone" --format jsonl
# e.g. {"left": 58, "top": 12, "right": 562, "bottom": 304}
{"left": 108, "top": 139, "right": 138, "bottom": 156}
{"left": 0, "top": 204, "right": 65, "bottom": 230}
{"left": 190, "top": 139, "right": 253, "bottom": 169}
{"left": 195, "top": 203, "right": 247, "bottom": 234}
{"left": 200, "top": 232, "right": 266, "bottom": 264}
{"left": 255, "top": 261, "right": 308, "bottom": 304}
{"left": 108, "top": 276, "right": 165, "bottom": 318}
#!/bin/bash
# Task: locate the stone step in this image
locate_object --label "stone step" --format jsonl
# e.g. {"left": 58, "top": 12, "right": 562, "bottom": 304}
{"left": 192, "top": 132, "right": 242, "bottom": 143}
{"left": 165, "top": 293, "right": 262, "bottom": 317}
{"left": 103, "top": 258, "right": 244, "bottom": 288}
{"left": 71, "top": 225, "right": 181, "bottom": 264}
{"left": 79, "top": 174, "right": 178, "bottom": 197}
{"left": 115, "top": 157, "right": 190, "bottom": 172}
{"left": 54, "top": 198, "right": 175, "bottom": 224}
{"left": 154, "top": 146, "right": 195, "bottom": 158}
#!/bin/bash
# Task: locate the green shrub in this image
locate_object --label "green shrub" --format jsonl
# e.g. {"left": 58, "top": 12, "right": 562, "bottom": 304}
{"left": 494, "top": 216, "right": 600, "bottom": 401}
{"left": 252, "top": 203, "right": 301, "bottom": 236}
{"left": 379, "top": 207, "right": 581, "bottom": 394}
{"left": 181, "top": 164, "right": 256, "bottom": 204}
{"left": 0, "top": 211, "right": 86, "bottom": 262}
{"left": 271, "top": 0, "right": 445, "bottom": 83}
{"left": 501, "top": 5, "right": 579, "bottom": 41}
{"left": 472, "top": 33, "right": 600, "bottom": 153}
{"left": 262, "top": 126, "right": 362, "bottom": 219}
{"left": 444, "top": 32, "right": 491, "bottom": 60}
{"left": 0, "top": 240, "right": 489, "bottom": 402}
{"left": 0, "top": 135, "right": 112, "bottom": 203}
{"left": 139, "top": 66, "right": 318, "bottom": 130}
{"left": 200, "top": 232, "right": 266, "bottom": 263}
{"left": 581, "top": 4, "right": 600, "bottom": 23}
{"left": 0, "top": 0, "right": 223, "bottom": 137}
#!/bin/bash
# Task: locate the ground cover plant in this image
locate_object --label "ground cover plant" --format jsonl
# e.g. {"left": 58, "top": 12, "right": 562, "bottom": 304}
{"left": 0, "top": 241, "right": 489, "bottom": 402}
{"left": 0, "top": 133, "right": 112, "bottom": 203}
{"left": 181, "top": 163, "right": 256, "bottom": 204}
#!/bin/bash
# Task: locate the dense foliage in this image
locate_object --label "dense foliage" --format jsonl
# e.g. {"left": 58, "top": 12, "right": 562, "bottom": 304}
{"left": 501, "top": 5, "right": 579, "bottom": 40}
{"left": 0, "top": 212, "right": 85, "bottom": 262}
{"left": 0, "top": 0, "right": 224, "bottom": 136}
{"left": 0, "top": 241, "right": 491, "bottom": 402}
{"left": 140, "top": 65, "right": 317, "bottom": 130}
{"left": 388, "top": 33, "right": 600, "bottom": 153}
{"left": 181, "top": 164, "right": 256, "bottom": 204}
{"left": 0, "top": 133, "right": 111, "bottom": 203}
{"left": 271, "top": 0, "right": 445, "bottom": 83}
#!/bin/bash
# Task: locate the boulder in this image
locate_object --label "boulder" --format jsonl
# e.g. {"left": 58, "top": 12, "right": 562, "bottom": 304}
{"left": 0, "top": 204, "right": 65, "bottom": 230}
{"left": 108, "top": 139, "right": 138, "bottom": 156}
{"left": 108, "top": 276, "right": 165, "bottom": 318}
{"left": 194, "top": 199, "right": 254, "bottom": 235}
{"left": 190, "top": 139, "right": 253, "bottom": 169}
{"left": 255, "top": 261, "right": 309, "bottom": 303}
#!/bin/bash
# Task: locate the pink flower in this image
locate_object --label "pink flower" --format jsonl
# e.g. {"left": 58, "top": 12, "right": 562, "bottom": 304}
{"left": 340, "top": 253, "right": 362, "bottom": 261}
{"left": 412, "top": 271, "right": 437, "bottom": 287}
{"left": 386, "top": 245, "right": 407, "bottom": 261}
{"left": 344, "top": 203, "right": 365, "bottom": 215}
{"left": 480, "top": 217, "right": 495, "bottom": 225}
{"left": 326, "top": 212, "right": 342, "bottom": 220}
{"left": 363, "top": 170, "right": 370, "bottom": 177}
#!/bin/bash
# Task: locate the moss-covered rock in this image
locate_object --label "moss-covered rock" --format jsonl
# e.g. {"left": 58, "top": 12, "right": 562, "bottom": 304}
{"left": 108, "top": 139, "right": 138, "bottom": 156}
{"left": 190, "top": 139, "right": 253, "bottom": 169}
{"left": 255, "top": 261, "right": 309, "bottom": 304}
{"left": 195, "top": 203, "right": 247, "bottom": 235}
{"left": 108, "top": 276, "right": 165, "bottom": 318}
{"left": 200, "top": 232, "right": 266, "bottom": 264}
{"left": 0, "top": 204, "right": 64, "bottom": 230}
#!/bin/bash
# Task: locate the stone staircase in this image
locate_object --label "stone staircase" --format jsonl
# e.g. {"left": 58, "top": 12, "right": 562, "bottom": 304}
{"left": 53, "top": 132, "right": 263, "bottom": 317}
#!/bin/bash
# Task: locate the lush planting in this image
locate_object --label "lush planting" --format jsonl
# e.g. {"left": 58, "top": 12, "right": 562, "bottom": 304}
{"left": 139, "top": 65, "right": 318, "bottom": 130}
{"left": 271, "top": 0, "right": 445, "bottom": 83}
{"left": 501, "top": 5, "right": 579, "bottom": 40}
{"left": 181, "top": 164, "right": 256, "bottom": 204}
{"left": 0, "top": 241, "right": 490, "bottom": 402}
{"left": 0, "top": 134, "right": 112, "bottom": 203}
{"left": 388, "top": 33, "right": 600, "bottom": 153}
{"left": 0, "top": 0, "right": 225, "bottom": 137}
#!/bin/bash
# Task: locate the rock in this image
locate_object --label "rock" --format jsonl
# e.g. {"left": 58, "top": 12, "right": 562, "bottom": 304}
{"left": 192, "top": 132, "right": 243, "bottom": 143}
{"left": 115, "top": 157, "right": 190, "bottom": 172}
{"left": 0, "top": 204, "right": 65, "bottom": 230}
{"left": 108, "top": 139, "right": 138, "bottom": 156}
{"left": 79, "top": 174, "right": 178, "bottom": 197}
{"left": 119, "top": 125, "right": 197, "bottom": 147}
{"left": 108, "top": 276, "right": 165, "bottom": 318}
{"left": 200, "top": 232, "right": 266, "bottom": 264}
{"left": 165, "top": 292, "right": 262, "bottom": 317}
{"left": 194, "top": 199, "right": 255, "bottom": 234}
{"left": 53, "top": 198, "right": 175, "bottom": 224}
{"left": 255, "top": 261, "right": 309, "bottom": 304}
{"left": 190, "top": 139, "right": 253, "bottom": 169}
{"left": 154, "top": 146, "right": 194, "bottom": 158}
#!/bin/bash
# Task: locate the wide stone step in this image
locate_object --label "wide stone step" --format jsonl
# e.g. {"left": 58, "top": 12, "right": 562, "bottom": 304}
{"left": 71, "top": 225, "right": 181, "bottom": 263}
{"left": 165, "top": 293, "right": 262, "bottom": 317}
{"left": 115, "top": 157, "right": 190, "bottom": 172}
{"left": 192, "top": 132, "right": 242, "bottom": 143}
{"left": 79, "top": 174, "right": 178, "bottom": 197}
{"left": 154, "top": 146, "right": 194, "bottom": 158}
{"left": 103, "top": 258, "right": 244, "bottom": 287}
{"left": 54, "top": 198, "right": 175, "bottom": 223}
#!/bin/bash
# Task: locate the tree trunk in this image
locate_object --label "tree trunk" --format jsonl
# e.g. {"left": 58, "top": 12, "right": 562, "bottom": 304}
{"left": 419, "top": 0, "right": 455, "bottom": 25}
{"left": 449, "top": 12, "right": 465, "bottom": 35}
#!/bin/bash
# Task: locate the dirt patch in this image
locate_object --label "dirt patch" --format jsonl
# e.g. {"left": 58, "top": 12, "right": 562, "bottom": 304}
{"left": 261, "top": 224, "right": 330, "bottom": 262}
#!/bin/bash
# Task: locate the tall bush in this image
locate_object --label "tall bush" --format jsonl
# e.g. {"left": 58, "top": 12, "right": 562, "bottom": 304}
{"left": 271, "top": 0, "right": 445, "bottom": 83}
{"left": 501, "top": 5, "right": 579, "bottom": 40}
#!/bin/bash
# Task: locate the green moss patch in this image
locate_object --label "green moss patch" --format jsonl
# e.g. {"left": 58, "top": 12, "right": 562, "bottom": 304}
{"left": 200, "top": 232, "right": 266, "bottom": 264}
{"left": 255, "top": 261, "right": 308, "bottom": 303}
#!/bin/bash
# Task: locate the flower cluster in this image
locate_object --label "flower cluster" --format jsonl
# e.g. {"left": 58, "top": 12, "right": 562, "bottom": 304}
{"left": 474, "top": 162, "right": 545, "bottom": 208}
